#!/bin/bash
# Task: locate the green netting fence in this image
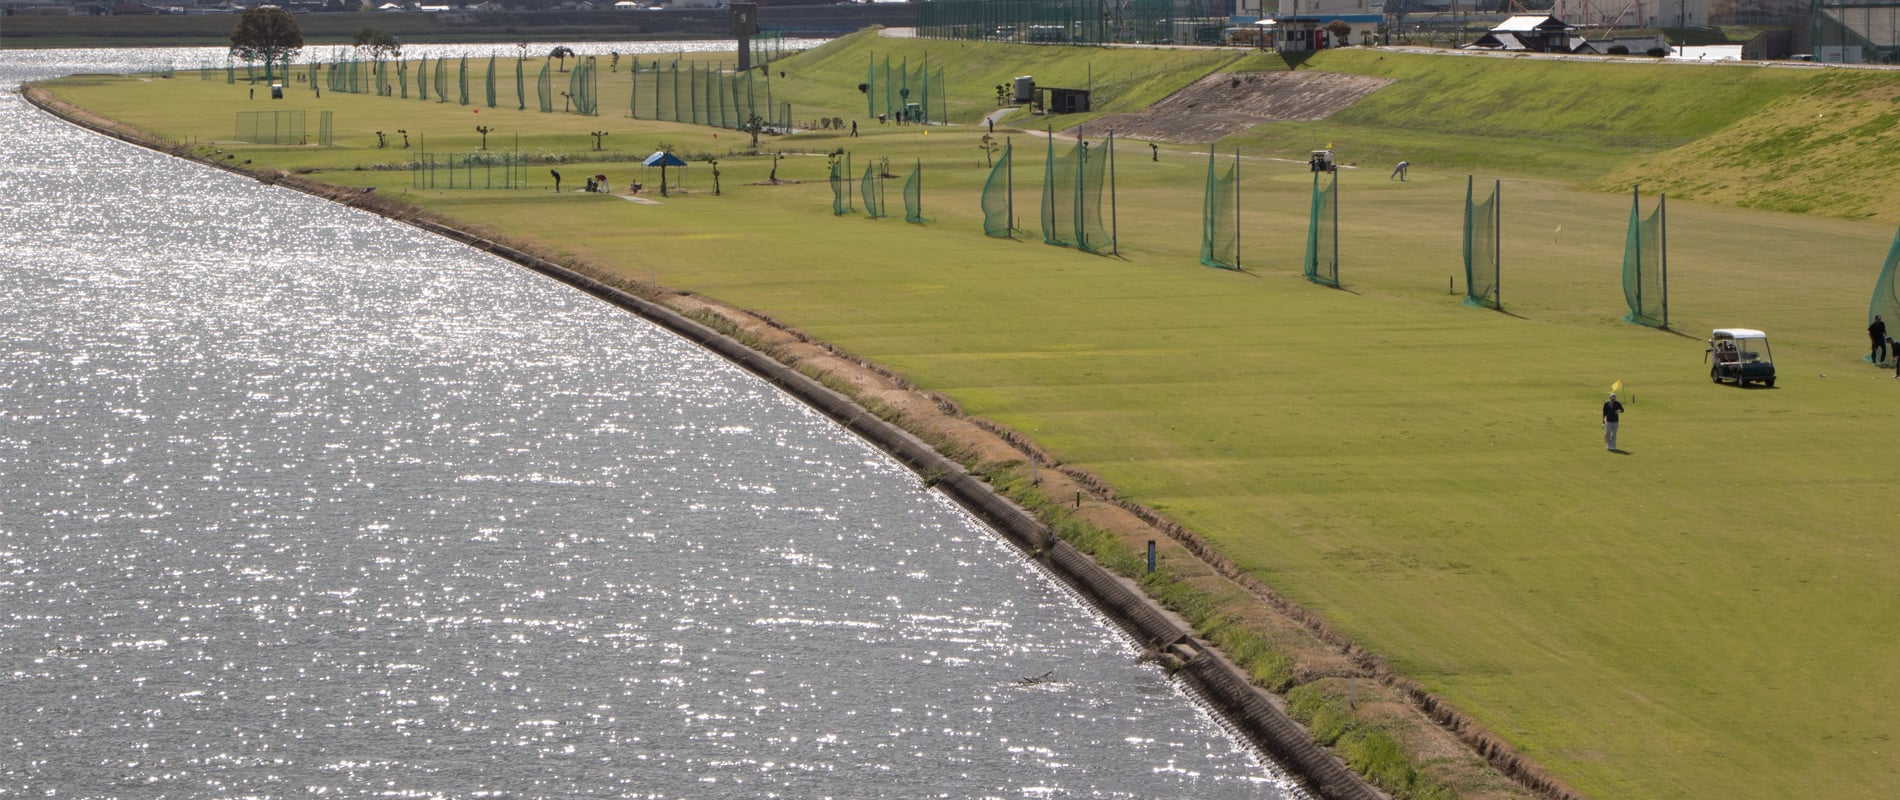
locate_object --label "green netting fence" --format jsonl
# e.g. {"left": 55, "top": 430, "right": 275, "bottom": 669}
{"left": 485, "top": 55, "right": 497, "bottom": 108}
{"left": 569, "top": 59, "right": 598, "bottom": 115}
{"left": 865, "top": 54, "right": 948, "bottom": 124}
{"left": 861, "top": 161, "right": 886, "bottom": 219}
{"left": 982, "top": 139, "right": 1013, "bottom": 238}
{"left": 1866, "top": 226, "right": 1900, "bottom": 363}
{"left": 1041, "top": 136, "right": 1075, "bottom": 247}
{"left": 1622, "top": 188, "right": 1668, "bottom": 328}
{"left": 458, "top": 56, "right": 470, "bottom": 106}
{"left": 417, "top": 56, "right": 429, "bottom": 101}
{"left": 325, "top": 57, "right": 371, "bottom": 95}
{"left": 515, "top": 59, "right": 526, "bottom": 110}
{"left": 904, "top": 161, "right": 924, "bottom": 224}
{"left": 235, "top": 110, "right": 305, "bottom": 144}
{"left": 751, "top": 32, "right": 790, "bottom": 64}
{"left": 317, "top": 109, "right": 332, "bottom": 146}
{"left": 410, "top": 151, "right": 531, "bottom": 190}
{"left": 398, "top": 59, "right": 409, "bottom": 99}
{"left": 537, "top": 61, "right": 554, "bottom": 112}
{"left": 1303, "top": 171, "right": 1340, "bottom": 287}
{"left": 1200, "top": 149, "right": 1240, "bottom": 270}
{"left": 1040, "top": 133, "right": 1116, "bottom": 255}
{"left": 1464, "top": 177, "right": 1502, "bottom": 310}
{"left": 830, "top": 154, "right": 852, "bottom": 216}
{"left": 627, "top": 61, "right": 789, "bottom": 131}
{"left": 434, "top": 57, "right": 448, "bottom": 103}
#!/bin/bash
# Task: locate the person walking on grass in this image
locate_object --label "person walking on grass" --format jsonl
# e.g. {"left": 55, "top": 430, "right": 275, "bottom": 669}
{"left": 1871, "top": 314, "right": 1888, "bottom": 364}
{"left": 1602, "top": 392, "right": 1626, "bottom": 452}
{"left": 1390, "top": 160, "right": 1408, "bottom": 181}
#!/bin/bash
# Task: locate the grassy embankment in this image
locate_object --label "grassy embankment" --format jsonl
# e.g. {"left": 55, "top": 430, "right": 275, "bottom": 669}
{"left": 36, "top": 32, "right": 1900, "bottom": 800}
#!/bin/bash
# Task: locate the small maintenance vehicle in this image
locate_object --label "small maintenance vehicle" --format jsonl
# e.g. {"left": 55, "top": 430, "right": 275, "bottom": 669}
{"left": 1706, "top": 328, "right": 1776, "bottom": 387}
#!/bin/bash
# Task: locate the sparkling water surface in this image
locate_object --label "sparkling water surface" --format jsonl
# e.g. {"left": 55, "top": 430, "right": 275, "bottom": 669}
{"left": 0, "top": 47, "right": 1307, "bottom": 798}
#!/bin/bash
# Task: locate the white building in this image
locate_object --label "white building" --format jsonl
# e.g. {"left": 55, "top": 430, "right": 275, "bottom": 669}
{"left": 1238, "top": 0, "right": 1384, "bottom": 24}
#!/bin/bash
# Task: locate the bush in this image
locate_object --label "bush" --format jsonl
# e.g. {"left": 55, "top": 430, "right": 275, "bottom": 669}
{"left": 1607, "top": 45, "right": 1629, "bottom": 55}
{"left": 1647, "top": 46, "right": 1670, "bottom": 57}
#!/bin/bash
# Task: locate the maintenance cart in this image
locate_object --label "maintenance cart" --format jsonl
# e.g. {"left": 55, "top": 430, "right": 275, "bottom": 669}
{"left": 1706, "top": 328, "right": 1776, "bottom": 387}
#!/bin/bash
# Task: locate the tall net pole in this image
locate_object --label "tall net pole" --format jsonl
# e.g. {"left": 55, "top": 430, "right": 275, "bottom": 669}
{"left": 1660, "top": 193, "right": 1670, "bottom": 330}
{"left": 1867, "top": 226, "right": 1900, "bottom": 362}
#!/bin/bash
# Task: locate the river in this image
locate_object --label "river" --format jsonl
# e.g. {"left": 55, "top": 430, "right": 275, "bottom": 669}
{"left": 0, "top": 44, "right": 1306, "bottom": 799}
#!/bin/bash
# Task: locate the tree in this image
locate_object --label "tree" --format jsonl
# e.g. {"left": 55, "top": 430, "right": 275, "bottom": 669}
{"left": 744, "top": 113, "right": 764, "bottom": 148}
{"left": 352, "top": 27, "right": 401, "bottom": 62}
{"left": 1324, "top": 20, "right": 1353, "bottom": 46}
{"left": 550, "top": 45, "right": 575, "bottom": 73}
{"left": 229, "top": 6, "right": 303, "bottom": 84}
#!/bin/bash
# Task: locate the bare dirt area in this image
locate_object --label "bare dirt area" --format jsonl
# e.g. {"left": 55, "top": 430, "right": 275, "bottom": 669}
{"left": 1088, "top": 71, "right": 1394, "bottom": 143}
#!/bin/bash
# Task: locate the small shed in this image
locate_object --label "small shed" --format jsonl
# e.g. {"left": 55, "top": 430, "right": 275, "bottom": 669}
{"left": 1032, "top": 86, "right": 1090, "bottom": 114}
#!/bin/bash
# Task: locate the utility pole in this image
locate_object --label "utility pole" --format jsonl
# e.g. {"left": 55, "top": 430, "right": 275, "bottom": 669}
{"left": 1677, "top": 0, "right": 1686, "bottom": 56}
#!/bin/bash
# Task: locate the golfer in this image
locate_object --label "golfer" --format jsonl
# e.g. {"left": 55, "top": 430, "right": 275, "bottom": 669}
{"left": 1602, "top": 392, "right": 1626, "bottom": 452}
{"left": 1871, "top": 315, "right": 1887, "bottom": 364}
{"left": 1390, "top": 160, "right": 1409, "bottom": 181}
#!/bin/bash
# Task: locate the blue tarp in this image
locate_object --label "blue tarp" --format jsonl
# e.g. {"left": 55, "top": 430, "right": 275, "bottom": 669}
{"left": 643, "top": 151, "right": 687, "bottom": 167}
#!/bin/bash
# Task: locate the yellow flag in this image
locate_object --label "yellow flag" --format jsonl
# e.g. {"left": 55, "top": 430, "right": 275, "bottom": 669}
{"left": 1611, "top": 379, "right": 1623, "bottom": 394}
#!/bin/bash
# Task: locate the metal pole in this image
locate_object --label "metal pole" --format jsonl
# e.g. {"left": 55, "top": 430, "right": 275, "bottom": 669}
{"left": 1464, "top": 175, "right": 1473, "bottom": 297}
{"left": 1331, "top": 172, "right": 1340, "bottom": 284}
{"left": 1234, "top": 149, "right": 1242, "bottom": 270}
{"left": 1660, "top": 193, "right": 1669, "bottom": 330}
{"left": 1494, "top": 179, "right": 1502, "bottom": 310}
{"left": 1632, "top": 185, "right": 1641, "bottom": 317}
{"left": 1006, "top": 138, "right": 1014, "bottom": 236}
{"left": 1108, "top": 130, "right": 1118, "bottom": 257}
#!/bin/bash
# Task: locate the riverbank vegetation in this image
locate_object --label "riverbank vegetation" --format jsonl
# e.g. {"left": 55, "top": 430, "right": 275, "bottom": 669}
{"left": 31, "top": 31, "right": 1900, "bottom": 799}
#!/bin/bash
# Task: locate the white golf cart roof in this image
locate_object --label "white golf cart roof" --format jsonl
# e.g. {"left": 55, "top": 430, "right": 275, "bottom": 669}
{"left": 1711, "top": 328, "right": 1767, "bottom": 339}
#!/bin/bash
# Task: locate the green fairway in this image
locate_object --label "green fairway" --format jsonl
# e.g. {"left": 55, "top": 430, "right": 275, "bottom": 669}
{"left": 34, "top": 34, "right": 1900, "bottom": 799}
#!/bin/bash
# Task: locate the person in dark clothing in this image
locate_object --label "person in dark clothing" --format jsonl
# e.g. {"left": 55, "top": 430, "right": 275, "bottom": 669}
{"left": 550, "top": 169, "right": 562, "bottom": 192}
{"left": 1871, "top": 315, "right": 1888, "bottom": 364}
{"left": 1602, "top": 392, "right": 1626, "bottom": 452}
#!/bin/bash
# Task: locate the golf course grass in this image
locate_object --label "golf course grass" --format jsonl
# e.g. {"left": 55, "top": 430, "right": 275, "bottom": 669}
{"left": 30, "top": 31, "right": 1900, "bottom": 799}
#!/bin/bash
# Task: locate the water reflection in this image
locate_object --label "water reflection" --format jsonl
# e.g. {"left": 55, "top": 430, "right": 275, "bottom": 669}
{"left": 0, "top": 47, "right": 1306, "bottom": 798}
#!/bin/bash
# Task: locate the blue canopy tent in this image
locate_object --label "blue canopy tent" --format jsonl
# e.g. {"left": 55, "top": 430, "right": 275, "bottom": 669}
{"left": 643, "top": 150, "right": 687, "bottom": 196}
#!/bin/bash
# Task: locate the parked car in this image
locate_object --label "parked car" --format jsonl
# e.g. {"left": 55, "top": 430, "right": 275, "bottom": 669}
{"left": 1706, "top": 328, "right": 1776, "bottom": 387}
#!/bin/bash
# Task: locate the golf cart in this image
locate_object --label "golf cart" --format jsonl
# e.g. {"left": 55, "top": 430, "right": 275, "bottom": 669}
{"left": 1706, "top": 328, "right": 1776, "bottom": 387}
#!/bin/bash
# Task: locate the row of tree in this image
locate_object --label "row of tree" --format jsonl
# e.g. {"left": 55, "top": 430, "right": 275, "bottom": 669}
{"left": 230, "top": 8, "right": 582, "bottom": 82}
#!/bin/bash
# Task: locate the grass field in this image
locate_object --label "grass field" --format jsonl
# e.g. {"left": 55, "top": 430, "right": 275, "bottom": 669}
{"left": 34, "top": 33, "right": 1900, "bottom": 799}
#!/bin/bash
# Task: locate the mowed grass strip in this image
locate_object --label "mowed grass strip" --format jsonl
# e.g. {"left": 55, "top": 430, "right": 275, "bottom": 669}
{"left": 37, "top": 36, "right": 1900, "bottom": 799}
